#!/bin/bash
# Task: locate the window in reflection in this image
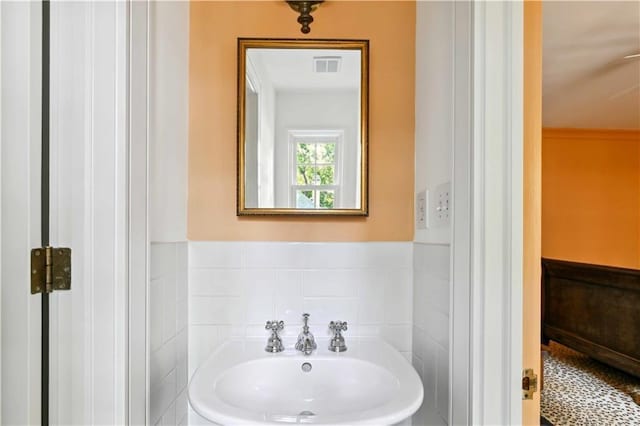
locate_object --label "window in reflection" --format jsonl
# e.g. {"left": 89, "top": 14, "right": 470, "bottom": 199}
{"left": 290, "top": 130, "right": 342, "bottom": 209}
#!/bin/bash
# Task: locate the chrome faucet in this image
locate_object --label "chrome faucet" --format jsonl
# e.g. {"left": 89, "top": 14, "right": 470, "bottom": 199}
{"left": 295, "top": 313, "right": 317, "bottom": 355}
{"left": 265, "top": 320, "right": 285, "bottom": 353}
{"left": 328, "top": 320, "right": 348, "bottom": 352}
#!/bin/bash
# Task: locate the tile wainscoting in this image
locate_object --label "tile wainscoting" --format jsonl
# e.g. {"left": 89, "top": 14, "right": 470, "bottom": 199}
{"left": 188, "top": 241, "right": 414, "bottom": 377}
{"left": 150, "top": 242, "right": 189, "bottom": 425}
{"left": 412, "top": 243, "right": 451, "bottom": 426}
{"left": 186, "top": 241, "right": 459, "bottom": 426}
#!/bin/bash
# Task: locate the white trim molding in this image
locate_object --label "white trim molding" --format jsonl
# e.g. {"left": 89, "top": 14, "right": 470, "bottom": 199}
{"left": 449, "top": 1, "right": 472, "bottom": 425}
{"left": 48, "top": 1, "right": 130, "bottom": 424}
{"left": 469, "top": 2, "right": 524, "bottom": 425}
{"left": 129, "top": 0, "right": 150, "bottom": 424}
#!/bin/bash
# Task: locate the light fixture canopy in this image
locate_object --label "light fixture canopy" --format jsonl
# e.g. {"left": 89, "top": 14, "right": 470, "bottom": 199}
{"left": 286, "top": 1, "right": 324, "bottom": 34}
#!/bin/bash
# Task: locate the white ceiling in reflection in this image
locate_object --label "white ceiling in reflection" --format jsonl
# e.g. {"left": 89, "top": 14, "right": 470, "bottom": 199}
{"left": 247, "top": 49, "right": 361, "bottom": 90}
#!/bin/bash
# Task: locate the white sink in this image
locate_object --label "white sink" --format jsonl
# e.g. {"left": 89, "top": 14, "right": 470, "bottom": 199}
{"left": 188, "top": 338, "right": 423, "bottom": 425}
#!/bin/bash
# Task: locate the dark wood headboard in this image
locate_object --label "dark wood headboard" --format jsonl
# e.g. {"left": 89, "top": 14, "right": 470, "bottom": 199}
{"left": 542, "top": 258, "right": 640, "bottom": 378}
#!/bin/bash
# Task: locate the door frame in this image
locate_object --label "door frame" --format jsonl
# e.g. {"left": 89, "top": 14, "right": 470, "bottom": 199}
{"left": 47, "top": 2, "right": 153, "bottom": 423}
{"left": 47, "top": 1, "right": 130, "bottom": 424}
{"left": 129, "top": 2, "right": 530, "bottom": 423}
{"left": 114, "top": 0, "right": 531, "bottom": 424}
{"left": 128, "top": 0, "right": 150, "bottom": 424}
{"left": 450, "top": 2, "right": 525, "bottom": 424}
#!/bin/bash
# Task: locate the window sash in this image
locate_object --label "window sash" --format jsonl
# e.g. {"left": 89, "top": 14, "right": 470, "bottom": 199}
{"left": 288, "top": 130, "right": 343, "bottom": 208}
{"left": 292, "top": 186, "right": 339, "bottom": 209}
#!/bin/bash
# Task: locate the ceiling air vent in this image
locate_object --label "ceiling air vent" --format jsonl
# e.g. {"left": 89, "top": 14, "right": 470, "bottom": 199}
{"left": 313, "top": 56, "right": 341, "bottom": 73}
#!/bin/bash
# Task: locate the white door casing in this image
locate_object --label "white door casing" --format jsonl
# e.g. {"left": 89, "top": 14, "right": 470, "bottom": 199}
{"left": 129, "top": 1, "right": 150, "bottom": 424}
{"left": 468, "top": 2, "right": 524, "bottom": 425}
{"left": 449, "top": 2, "right": 525, "bottom": 424}
{"left": 449, "top": 1, "right": 472, "bottom": 425}
{"left": 49, "top": 1, "right": 130, "bottom": 424}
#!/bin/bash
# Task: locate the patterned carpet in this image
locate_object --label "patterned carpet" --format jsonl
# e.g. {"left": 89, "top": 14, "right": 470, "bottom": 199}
{"left": 541, "top": 342, "right": 640, "bottom": 426}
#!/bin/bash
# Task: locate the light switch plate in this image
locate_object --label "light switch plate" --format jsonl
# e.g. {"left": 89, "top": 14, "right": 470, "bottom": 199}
{"left": 416, "top": 190, "right": 427, "bottom": 229}
{"left": 430, "top": 182, "right": 451, "bottom": 228}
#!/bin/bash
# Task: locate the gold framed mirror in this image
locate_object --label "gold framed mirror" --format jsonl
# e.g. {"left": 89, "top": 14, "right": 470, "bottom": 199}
{"left": 237, "top": 38, "right": 369, "bottom": 216}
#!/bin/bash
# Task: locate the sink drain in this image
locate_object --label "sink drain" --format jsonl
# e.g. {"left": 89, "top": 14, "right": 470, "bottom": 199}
{"left": 301, "top": 362, "right": 312, "bottom": 372}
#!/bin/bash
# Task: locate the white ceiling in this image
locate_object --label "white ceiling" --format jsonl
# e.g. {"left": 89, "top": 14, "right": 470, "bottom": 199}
{"left": 247, "top": 49, "right": 360, "bottom": 91}
{"left": 543, "top": 1, "right": 640, "bottom": 129}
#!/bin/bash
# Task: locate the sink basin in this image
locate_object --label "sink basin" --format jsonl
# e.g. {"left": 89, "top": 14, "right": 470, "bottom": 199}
{"left": 188, "top": 338, "right": 423, "bottom": 425}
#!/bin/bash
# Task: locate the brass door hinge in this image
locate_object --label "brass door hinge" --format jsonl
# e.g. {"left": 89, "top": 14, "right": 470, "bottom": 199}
{"left": 31, "top": 247, "right": 71, "bottom": 294}
{"left": 522, "top": 368, "right": 538, "bottom": 400}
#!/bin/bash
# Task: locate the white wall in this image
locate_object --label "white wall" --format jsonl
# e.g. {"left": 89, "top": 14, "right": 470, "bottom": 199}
{"left": 245, "top": 52, "right": 276, "bottom": 208}
{"left": 149, "top": 0, "right": 189, "bottom": 243}
{"left": 188, "top": 242, "right": 413, "bottom": 375}
{"left": 244, "top": 88, "right": 259, "bottom": 207}
{"left": 414, "top": 2, "right": 454, "bottom": 247}
{"left": 148, "top": 2, "right": 190, "bottom": 425}
{"left": 274, "top": 90, "right": 359, "bottom": 208}
{"left": 413, "top": 2, "right": 455, "bottom": 425}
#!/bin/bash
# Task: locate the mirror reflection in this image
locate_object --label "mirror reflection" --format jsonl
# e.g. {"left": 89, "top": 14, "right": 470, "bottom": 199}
{"left": 238, "top": 39, "right": 368, "bottom": 215}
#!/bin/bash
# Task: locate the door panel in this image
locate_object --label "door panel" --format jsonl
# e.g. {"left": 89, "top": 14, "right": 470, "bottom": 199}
{"left": 523, "top": 1, "right": 543, "bottom": 424}
{"left": 1, "top": 2, "right": 43, "bottom": 424}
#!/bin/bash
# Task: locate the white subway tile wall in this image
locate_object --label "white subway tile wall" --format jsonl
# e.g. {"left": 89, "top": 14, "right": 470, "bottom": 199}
{"left": 412, "top": 243, "right": 450, "bottom": 426}
{"left": 188, "top": 242, "right": 414, "bottom": 378}
{"left": 150, "top": 243, "right": 189, "bottom": 425}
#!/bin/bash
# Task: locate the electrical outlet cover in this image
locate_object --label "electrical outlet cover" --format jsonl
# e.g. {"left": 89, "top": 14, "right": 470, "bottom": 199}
{"left": 416, "top": 190, "right": 427, "bottom": 229}
{"left": 430, "top": 182, "right": 451, "bottom": 228}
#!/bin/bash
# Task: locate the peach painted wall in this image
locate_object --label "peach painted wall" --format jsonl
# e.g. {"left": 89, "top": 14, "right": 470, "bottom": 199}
{"left": 189, "top": 1, "right": 415, "bottom": 241}
{"left": 542, "top": 128, "right": 640, "bottom": 269}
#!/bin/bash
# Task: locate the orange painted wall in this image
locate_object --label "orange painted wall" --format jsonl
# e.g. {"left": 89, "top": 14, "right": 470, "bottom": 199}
{"left": 542, "top": 128, "right": 640, "bottom": 269}
{"left": 523, "top": 2, "right": 542, "bottom": 423}
{"left": 189, "top": 1, "right": 415, "bottom": 241}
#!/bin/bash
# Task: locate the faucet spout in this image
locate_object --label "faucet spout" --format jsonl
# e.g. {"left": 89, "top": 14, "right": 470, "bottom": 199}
{"left": 295, "top": 313, "right": 317, "bottom": 355}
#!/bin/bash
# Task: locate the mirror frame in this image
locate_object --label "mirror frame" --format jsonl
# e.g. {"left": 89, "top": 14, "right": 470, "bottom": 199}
{"left": 237, "top": 38, "right": 369, "bottom": 216}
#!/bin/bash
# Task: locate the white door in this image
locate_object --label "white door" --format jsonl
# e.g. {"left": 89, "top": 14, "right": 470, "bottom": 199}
{"left": 1, "top": 2, "right": 44, "bottom": 423}
{"left": 1, "top": 1, "right": 133, "bottom": 424}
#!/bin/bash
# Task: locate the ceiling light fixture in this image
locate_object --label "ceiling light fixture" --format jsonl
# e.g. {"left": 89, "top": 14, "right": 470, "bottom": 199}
{"left": 286, "top": 1, "right": 324, "bottom": 34}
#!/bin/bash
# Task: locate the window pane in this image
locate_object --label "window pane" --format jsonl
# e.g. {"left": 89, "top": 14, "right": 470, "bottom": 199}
{"left": 319, "top": 190, "right": 335, "bottom": 209}
{"left": 297, "top": 165, "right": 316, "bottom": 185}
{"left": 316, "top": 143, "right": 336, "bottom": 163}
{"left": 296, "top": 190, "right": 314, "bottom": 208}
{"left": 296, "top": 143, "right": 314, "bottom": 165}
{"left": 316, "top": 165, "right": 335, "bottom": 185}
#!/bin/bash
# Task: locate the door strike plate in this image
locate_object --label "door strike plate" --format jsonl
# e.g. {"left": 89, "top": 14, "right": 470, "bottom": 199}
{"left": 522, "top": 368, "right": 538, "bottom": 400}
{"left": 31, "top": 247, "right": 71, "bottom": 294}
